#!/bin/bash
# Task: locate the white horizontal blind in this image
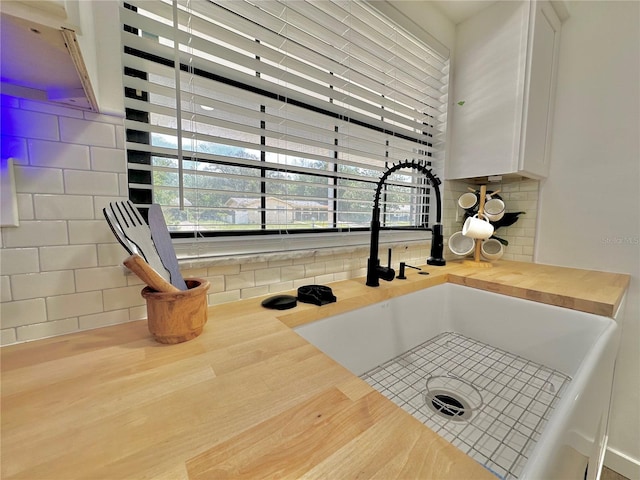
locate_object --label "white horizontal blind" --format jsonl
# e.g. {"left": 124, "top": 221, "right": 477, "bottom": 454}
{"left": 120, "top": 0, "right": 448, "bottom": 238}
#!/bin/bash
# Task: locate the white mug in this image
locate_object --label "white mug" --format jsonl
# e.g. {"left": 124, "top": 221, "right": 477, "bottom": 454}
{"left": 448, "top": 231, "right": 475, "bottom": 256}
{"left": 484, "top": 198, "right": 505, "bottom": 222}
{"left": 481, "top": 238, "right": 504, "bottom": 261}
{"left": 457, "top": 192, "right": 478, "bottom": 210}
{"left": 462, "top": 213, "right": 494, "bottom": 239}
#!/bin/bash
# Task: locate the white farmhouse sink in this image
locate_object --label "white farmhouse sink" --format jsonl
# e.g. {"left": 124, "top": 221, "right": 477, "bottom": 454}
{"left": 295, "top": 284, "right": 624, "bottom": 480}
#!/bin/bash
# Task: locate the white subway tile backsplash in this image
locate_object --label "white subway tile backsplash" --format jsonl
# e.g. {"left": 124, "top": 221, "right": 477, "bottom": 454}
{"left": 34, "top": 194, "right": 95, "bottom": 220}
{"left": 83, "top": 111, "right": 124, "bottom": 125}
{"left": 314, "top": 273, "right": 335, "bottom": 285}
{"left": 16, "top": 194, "right": 34, "bottom": 220}
{"left": 255, "top": 268, "right": 281, "bottom": 286}
{"left": 0, "top": 248, "right": 40, "bottom": 274}
{"left": 11, "top": 270, "right": 75, "bottom": 300}
{"left": 349, "top": 267, "right": 367, "bottom": 279}
{"left": 90, "top": 147, "right": 127, "bottom": 172}
{"left": 507, "top": 192, "right": 529, "bottom": 201}
{"left": 241, "top": 261, "right": 269, "bottom": 272}
{"left": 64, "top": 170, "right": 120, "bottom": 196}
{"left": 118, "top": 173, "right": 128, "bottom": 196}
{"left": 519, "top": 181, "right": 539, "bottom": 191}
{"left": 103, "top": 285, "right": 146, "bottom": 311}
{"left": 68, "top": 220, "right": 117, "bottom": 244}
{"left": 504, "top": 227, "right": 525, "bottom": 237}
{"left": 2, "top": 221, "right": 68, "bottom": 247}
{"left": 97, "top": 243, "right": 129, "bottom": 267}
{"left": 1, "top": 276, "right": 11, "bottom": 302}
{"left": 1, "top": 298, "right": 47, "bottom": 327}
{"left": 305, "top": 262, "right": 326, "bottom": 277}
{"left": 514, "top": 237, "right": 534, "bottom": 247}
{"left": 129, "top": 305, "right": 147, "bottom": 321}
{"left": 241, "top": 285, "right": 270, "bottom": 299}
{"left": 21, "top": 98, "right": 85, "bottom": 118}
{"left": 333, "top": 271, "right": 350, "bottom": 282}
{"left": 268, "top": 259, "right": 294, "bottom": 268}
{"left": 125, "top": 271, "right": 144, "bottom": 287}
{"left": 93, "top": 196, "right": 128, "bottom": 219}
{"left": 46, "top": 291, "right": 103, "bottom": 320}
{"left": 1, "top": 328, "right": 17, "bottom": 345}
{"left": 226, "top": 271, "right": 255, "bottom": 290}
{"left": 59, "top": 117, "right": 116, "bottom": 147}
{"left": 1, "top": 135, "right": 28, "bottom": 163}
{"left": 325, "top": 259, "right": 344, "bottom": 274}
{"left": 79, "top": 309, "right": 130, "bottom": 330}
{"left": 207, "top": 265, "right": 240, "bottom": 276}
{"left": 208, "top": 275, "right": 225, "bottom": 293}
{"left": 267, "top": 281, "right": 294, "bottom": 293}
{"left": 16, "top": 318, "right": 79, "bottom": 342}
{"left": 280, "top": 265, "right": 306, "bottom": 282}
{"left": 40, "top": 245, "right": 98, "bottom": 271}
{"left": 28, "top": 139, "right": 91, "bottom": 170}
{"left": 1, "top": 107, "right": 59, "bottom": 140}
{"left": 209, "top": 290, "right": 240, "bottom": 305}
{"left": 14, "top": 165, "right": 64, "bottom": 194}
{"left": 75, "top": 266, "right": 127, "bottom": 292}
{"left": 293, "top": 276, "right": 316, "bottom": 288}
{"left": 181, "top": 267, "right": 208, "bottom": 278}
{"left": 115, "top": 125, "right": 125, "bottom": 150}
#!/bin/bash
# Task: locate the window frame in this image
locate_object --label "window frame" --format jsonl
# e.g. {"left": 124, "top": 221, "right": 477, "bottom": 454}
{"left": 121, "top": 0, "right": 449, "bottom": 259}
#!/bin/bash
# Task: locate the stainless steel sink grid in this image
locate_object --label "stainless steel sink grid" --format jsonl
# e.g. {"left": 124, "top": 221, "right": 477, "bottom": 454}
{"left": 360, "top": 332, "right": 572, "bottom": 479}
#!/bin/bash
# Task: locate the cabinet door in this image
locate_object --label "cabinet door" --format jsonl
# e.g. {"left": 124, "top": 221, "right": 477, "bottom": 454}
{"left": 446, "top": 1, "right": 529, "bottom": 180}
{"left": 519, "top": 1, "right": 562, "bottom": 178}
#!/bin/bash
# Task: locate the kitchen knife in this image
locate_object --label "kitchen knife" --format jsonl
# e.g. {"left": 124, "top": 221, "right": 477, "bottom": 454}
{"left": 147, "top": 204, "right": 187, "bottom": 290}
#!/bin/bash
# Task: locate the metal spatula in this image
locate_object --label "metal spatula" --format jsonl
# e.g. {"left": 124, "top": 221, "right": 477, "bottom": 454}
{"left": 103, "top": 206, "right": 138, "bottom": 256}
{"left": 104, "top": 201, "right": 171, "bottom": 283}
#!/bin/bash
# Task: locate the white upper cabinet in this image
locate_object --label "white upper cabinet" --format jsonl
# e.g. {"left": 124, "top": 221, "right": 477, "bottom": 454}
{"left": 446, "top": 1, "right": 563, "bottom": 180}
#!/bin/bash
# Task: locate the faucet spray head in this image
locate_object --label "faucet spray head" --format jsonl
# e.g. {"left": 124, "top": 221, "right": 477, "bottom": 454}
{"left": 427, "top": 223, "right": 446, "bottom": 266}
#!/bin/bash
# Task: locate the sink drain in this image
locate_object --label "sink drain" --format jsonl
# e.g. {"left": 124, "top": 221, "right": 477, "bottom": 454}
{"left": 431, "top": 394, "right": 466, "bottom": 417}
{"left": 423, "top": 375, "right": 483, "bottom": 422}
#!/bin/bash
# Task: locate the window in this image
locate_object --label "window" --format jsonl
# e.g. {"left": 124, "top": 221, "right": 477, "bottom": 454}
{"left": 120, "top": 0, "right": 449, "bottom": 256}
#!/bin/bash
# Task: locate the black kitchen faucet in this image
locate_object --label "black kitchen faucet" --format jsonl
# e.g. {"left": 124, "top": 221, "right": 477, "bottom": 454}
{"left": 366, "top": 160, "right": 445, "bottom": 287}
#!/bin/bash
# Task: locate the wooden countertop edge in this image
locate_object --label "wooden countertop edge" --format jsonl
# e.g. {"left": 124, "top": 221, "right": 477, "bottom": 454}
{"left": 276, "top": 261, "right": 630, "bottom": 329}
{"left": 445, "top": 273, "right": 627, "bottom": 318}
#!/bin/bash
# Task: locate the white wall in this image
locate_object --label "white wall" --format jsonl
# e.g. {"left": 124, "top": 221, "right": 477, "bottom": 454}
{"left": 536, "top": 2, "right": 640, "bottom": 477}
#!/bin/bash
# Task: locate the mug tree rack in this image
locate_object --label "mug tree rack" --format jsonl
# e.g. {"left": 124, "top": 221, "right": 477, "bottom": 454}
{"left": 463, "top": 184, "right": 498, "bottom": 267}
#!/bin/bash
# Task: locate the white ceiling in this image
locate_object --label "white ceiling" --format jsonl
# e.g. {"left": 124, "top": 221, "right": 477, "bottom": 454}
{"left": 430, "top": 0, "right": 497, "bottom": 24}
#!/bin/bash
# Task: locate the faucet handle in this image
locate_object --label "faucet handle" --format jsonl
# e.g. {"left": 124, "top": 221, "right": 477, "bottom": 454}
{"left": 377, "top": 265, "right": 396, "bottom": 282}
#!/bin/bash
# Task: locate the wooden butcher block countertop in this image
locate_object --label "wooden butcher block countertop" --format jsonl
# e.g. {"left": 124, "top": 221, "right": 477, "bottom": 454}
{"left": 1, "top": 260, "right": 629, "bottom": 479}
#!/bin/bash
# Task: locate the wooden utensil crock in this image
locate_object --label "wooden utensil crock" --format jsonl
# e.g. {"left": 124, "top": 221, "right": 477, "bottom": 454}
{"left": 141, "top": 278, "right": 210, "bottom": 344}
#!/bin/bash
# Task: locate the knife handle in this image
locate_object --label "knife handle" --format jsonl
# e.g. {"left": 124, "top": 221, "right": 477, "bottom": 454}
{"left": 124, "top": 254, "right": 180, "bottom": 293}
